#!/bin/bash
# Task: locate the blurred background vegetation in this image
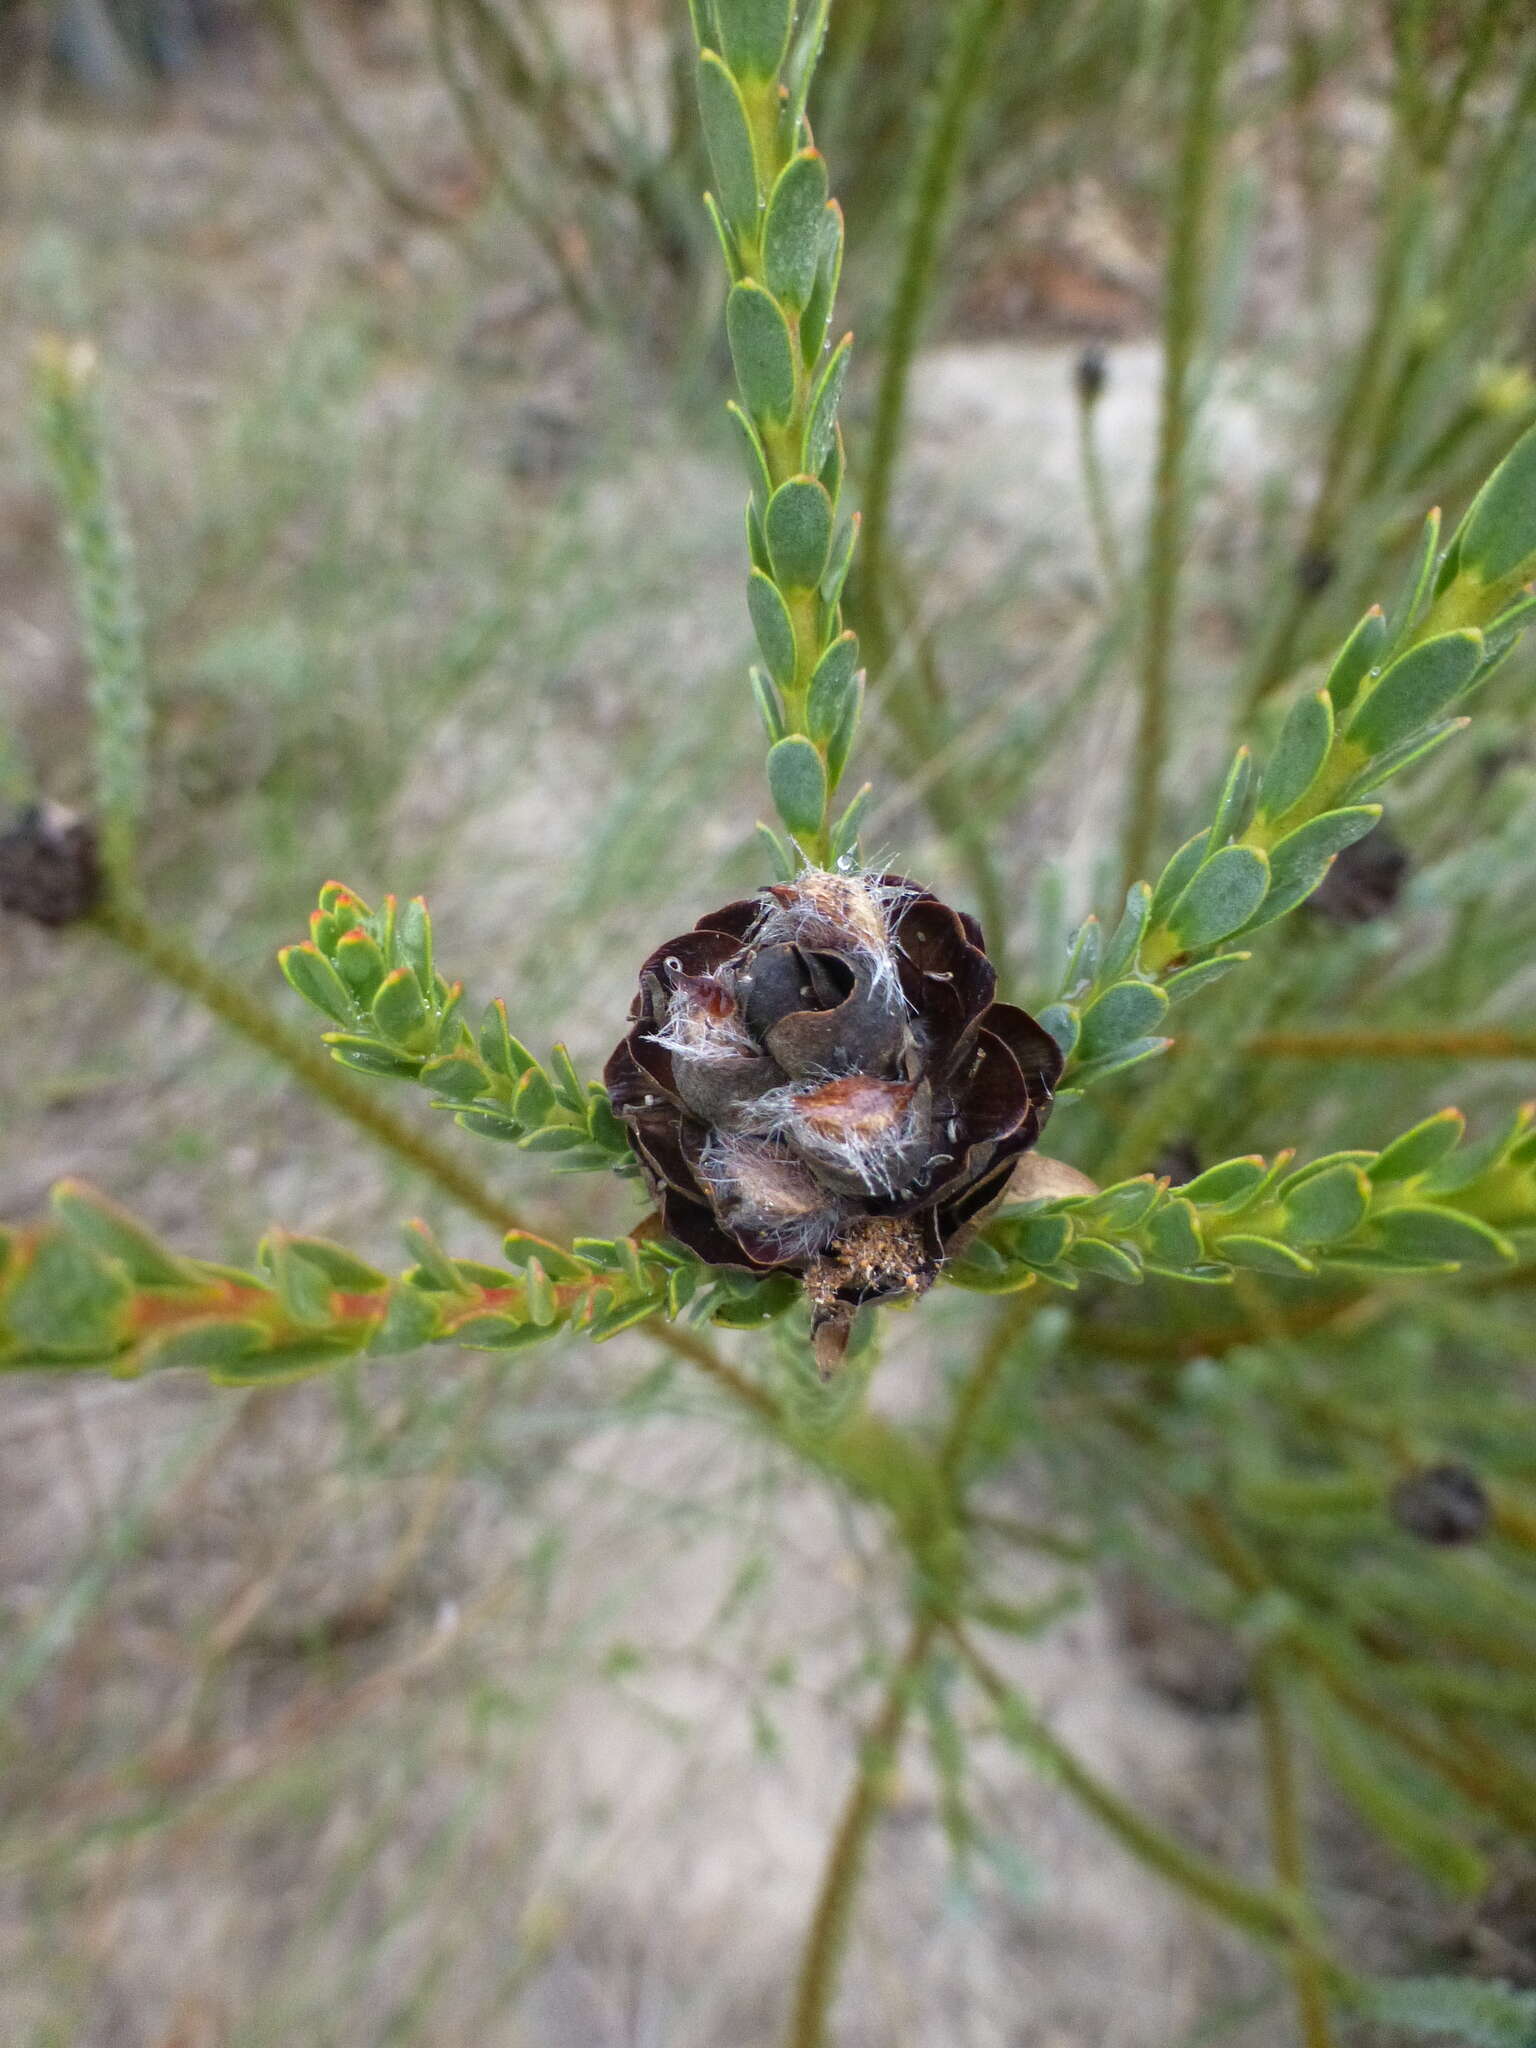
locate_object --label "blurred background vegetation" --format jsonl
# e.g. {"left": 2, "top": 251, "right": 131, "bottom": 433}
{"left": 3, "top": 2, "right": 1536, "bottom": 2042}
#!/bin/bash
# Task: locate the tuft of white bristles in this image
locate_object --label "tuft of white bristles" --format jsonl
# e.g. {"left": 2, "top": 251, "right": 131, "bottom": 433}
{"left": 738, "top": 1079, "right": 922, "bottom": 1199}
{"left": 749, "top": 866, "right": 916, "bottom": 1011}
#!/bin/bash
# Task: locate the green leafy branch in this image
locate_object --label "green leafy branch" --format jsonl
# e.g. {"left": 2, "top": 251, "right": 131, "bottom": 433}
{"left": 1042, "top": 427, "right": 1536, "bottom": 1093}
{"left": 33, "top": 337, "right": 149, "bottom": 903}
{"left": 0, "top": 1181, "right": 729, "bottom": 1379}
{"left": 279, "top": 881, "right": 629, "bottom": 1171}
{"left": 691, "top": 0, "right": 867, "bottom": 869}
{"left": 952, "top": 1104, "right": 1536, "bottom": 1294}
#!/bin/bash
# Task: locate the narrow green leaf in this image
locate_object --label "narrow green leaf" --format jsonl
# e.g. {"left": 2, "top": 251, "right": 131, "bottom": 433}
{"left": 1218, "top": 1234, "right": 1316, "bottom": 1276}
{"left": 1453, "top": 418, "right": 1536, "bottom": 587}
{"left": 1339, "top": 717, "right": 1467, "bottom": 800}
{"left": 371, "top": 967, "right": 431, "bottom": 1050}
{"left": 1384, "top": 505, "right": 1442, "bottom": 650}
{"left": 765, "top": 476, "right": 833, "bottom": 590}
{"left": 766, "top": 735, "right": 828, "bottom": 841}
{"left": 829, "top": 781, "right": 871, "bottom": 861}
{"left": 1368, "top": 1109, "right": 1465, "bottom": 1183}
{"left": 1161, "top": 951, "right": 1249, "bottom": 1003}
{"left": 1346, "top": 629, "right": 1484, "bottom": 755}
{"left": 806, "top": 632, "right": 860, "bottom": 745}
{"left": 726, "top": 400, "right": 773, "bottom": 506}
{"left": 1068, "top": 1237, "right": 1143, "bottom": 1284}
{"left": 1240, "top": 806, "right": 1381, "bottom": 933}
{"left": 702, "top": 191, "right": 744, "bottom": 281}
{"left": 747, "top": 568, "right": 798, "bottom": 688}
{"left": 1280, "top": 1163, "right": 1369, "bottom": 1245}
{"left": 1182, "top": 1157, "right": 1267, "bottom": 1208}
{"left": 1258, "top": 690, "right": 1333, "bottom": 820}
{"left": 1100, "top": 884, "right": 1151, "bottom": 984}
{"left": 825, "top": 668, "right": 863, "bottom": 787}
{"left": 799, "top": 200, "right": 844, "bottom": 366}
{"left": 1147, "top": 831, "right": 1206, "bottom": 924}
{"left": 696, "top": 52, "right": 760, "bottom": 235}
{"left": 1205, "top": 746, "right": 1253, "bottom": 852}
{"left": 333, "top": 925, "right": 387, "bottom": 1003}
{"left": 1167, "top": 845, "right": 1271, "bottom": 950}
{"left": 804, "top": 331, "right": 852, "bottom": 476}
{"left": 51, "top": 1183, "right": 190, "bottom": 1287}
{"left": 279, "top": 942, "right": 354, "bottom": 1027}
{"left": 1369, "top": 1206, "right": 1515, "bottom": 1267}
{"left": 6, "top": 1236, "right": 127, "bottom": 1351}
{"left": 1077, "top": 979, "right": 1170, "bottom": 1061}
{"left": 1069, "top": 1035, "right": 1171, "bottom": 1087}
{"left": 755, "top": 819, "right": 799, "bottom": 879}
{"left": 1325, "top": 605, "right": 1387, "bottom": 716}
{"left": 763, "top": 149, "right": 829, "bottom": 312}
{"left": 726, "top": 280, "right": 797, "bottom": 429}
{"left": 751, "top": 665, "right": 787, "bottom": 742}
{"left": 821, "top": 512, "right": 859, "bottom": 607}
{"left": 713, "top": 0, "right": 792, "bottom": 78}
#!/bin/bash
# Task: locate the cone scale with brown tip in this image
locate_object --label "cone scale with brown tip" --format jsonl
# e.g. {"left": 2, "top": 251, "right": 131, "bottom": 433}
{"left": 605, "top": 871, "right": 1063, "bottom": 1349}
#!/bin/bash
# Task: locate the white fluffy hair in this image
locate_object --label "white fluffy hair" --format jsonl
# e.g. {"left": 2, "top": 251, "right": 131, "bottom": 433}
{"left": 737, "top": 1079, "right": 921, "bottom": 1199}
{"left": 748, "top": 866, "right": 917, "bottom": 1010}
{"left": 694, "top": 1132, "right": 845, "bottom": 1260}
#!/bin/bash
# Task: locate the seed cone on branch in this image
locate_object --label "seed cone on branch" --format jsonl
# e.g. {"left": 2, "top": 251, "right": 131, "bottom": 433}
{"left": 605, "top": 870, "right": 1063, "bottom": 1361}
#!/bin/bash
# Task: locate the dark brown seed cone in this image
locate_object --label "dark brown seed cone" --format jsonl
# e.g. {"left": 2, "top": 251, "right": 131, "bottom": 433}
{"left": 0, "top": 803, "right": 102, "bottom": 928}
{"left": 604, "top": 869, "right": 1063, "bottom": 1335}
{"left": 1390, "top": 1462, "right": 1491, "bottom": 1546}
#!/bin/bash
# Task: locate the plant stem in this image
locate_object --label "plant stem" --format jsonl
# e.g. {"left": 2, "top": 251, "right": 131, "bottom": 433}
{"left": 1076, "top": 377, "right": 1125, "bottom": 603}
{"left": 857, "top": 0, "right": 1008, "bottom": 673}
{"left": 786, "top": 1612, "right": 937, "bottom": 2048}
{"left": 428, "top": 0, "right": 603, "bottom": 325}
{"left": 939, "top": 1301, "right": 1030, "bottom": 1483}
{"left": 847, "top": 0, "right": 1015, "bottom": 955}
{"left": 950, "top": 1622, "right": 1333, "bottom": 1963}
{"left": 87, "top": 911, "right": 769, "bottom": 1423}
{"left": 91, "top": 899, "right": 530, "bottom": 1238}
{"left": 1122, "top": 0, "right": 1236, "bottom": 892}
{"left": 265, "top": 0, "right": 466, "bottom": 231}
{"left": 1255, "top": 1663, "right": 1337, "bottom": 2048}
{"left": 1241, "top": 1027, "right": 1536, "bottom": 1061}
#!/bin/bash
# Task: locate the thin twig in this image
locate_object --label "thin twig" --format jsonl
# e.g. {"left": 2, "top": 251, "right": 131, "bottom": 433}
{"left": 949, "top": 1622, "right": 1334, "bottom": 1963}
{"left": 1242, "top": 1027, "right": 1536, "bottom": 1062}
{"left": 265, "top": 0, "right": 465, "bottom": 231}
{"left": 92, "top": 899, "right": 530, "bottom": 1237}
{"left": 1123, "top": 0, "right": 1236, "bottom": 890}
{"left": 1255, "top": 1662, "right": 1338, "bottom": 2048}
{"left": 786, "top": 1612, "right": 938, "bottom": 2048}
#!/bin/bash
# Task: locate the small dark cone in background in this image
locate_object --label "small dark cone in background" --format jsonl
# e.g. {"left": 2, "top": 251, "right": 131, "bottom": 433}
{"left": 606, "top": 869, "right": 1063, "bottom": 1357}
{"left": 1074, "top": 342, "right": 1108, "bottom": 405}
{"left": 1308, "top": 819, "right": 1409, "bottom": 926}
{"left": 0, "top": 803, "right": 101, "bottom": 927}
{"left": 1295, "top": 545, "right": 1337, "bottom": 595}
{"left": 1151, "top": 1137, "right": 1202, "bottom": 1186}
{"left": 1390, "top": 1461, "right": 1491, "bottom": 1546}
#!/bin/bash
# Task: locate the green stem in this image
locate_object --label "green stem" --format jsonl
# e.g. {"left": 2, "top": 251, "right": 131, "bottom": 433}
{"left": 1122, "top": 0, "right": 1236, "bottom": 891}
{"left": 951, "top": 1622, "right": 1336, "bottom": 1965}
{"left": 857, "top": 0, "right": 1008, "bottom": 670}
{"left": 1255, "top": 1663, "right": 1338, "bottom": 2048}
{"left": 786, "top": 1612, "right": 937, "bottom": 2048}
{"left": 1242, "top": 1027, "right": 1536, "bottom": 1062}
{"left": 91, "top": 900, "right": 529, "bottom": 1238}
{"left": 850, "top": 0, "right": 1013, "bottom": 949}
{"left": 1076, "top": 381, "right": 1125, "bottom": 603}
